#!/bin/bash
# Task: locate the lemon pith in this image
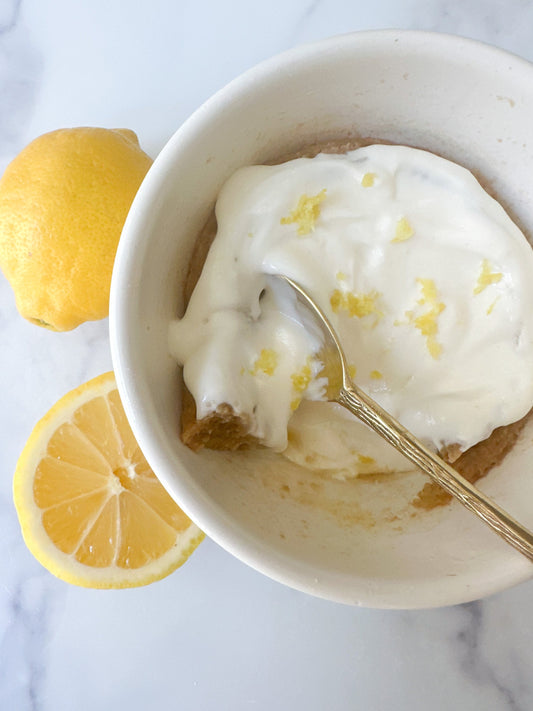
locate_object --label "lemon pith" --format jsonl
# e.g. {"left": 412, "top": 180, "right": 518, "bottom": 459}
{"left": 13, "top": 372, "right": 204, "bottom": 588}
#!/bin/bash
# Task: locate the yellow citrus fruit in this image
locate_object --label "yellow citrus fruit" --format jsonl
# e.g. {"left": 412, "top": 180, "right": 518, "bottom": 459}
{"left": 13, "top": 372, "right": 204, "bottom": 588}
{"left": 0, "top": 127, "right": 152, "bottom": 331}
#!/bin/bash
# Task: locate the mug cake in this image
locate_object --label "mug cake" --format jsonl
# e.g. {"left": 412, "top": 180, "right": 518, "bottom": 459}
{"left": 170, "top": 142, "right": 533, "bottom": 507}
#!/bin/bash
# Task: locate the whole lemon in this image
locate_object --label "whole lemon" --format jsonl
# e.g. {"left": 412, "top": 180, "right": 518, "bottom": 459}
{"left": 0, "top": 127, "right": 152, "bottom": 330}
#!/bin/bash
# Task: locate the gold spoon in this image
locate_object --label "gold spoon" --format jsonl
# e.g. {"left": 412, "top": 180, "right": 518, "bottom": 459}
{"left": 274, "top": 274, "right": 533, "bottom": 563}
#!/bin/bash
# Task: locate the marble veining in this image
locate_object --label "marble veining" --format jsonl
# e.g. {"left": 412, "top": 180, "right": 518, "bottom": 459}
{"left": 0, "top": 0, "right": 21, "bottom": 33}
{"left": 3, "top": 1, "right": 533, "bottom": 710}
{"left": 455, "top": 602, "right": 520, "bottom": 711}
{"left": 1, "top": 573, "right": 64, "bottom": 711}
{"left": 411, "top": 0, "right": 533, "bottom": 62}
{"left": 0, "top": 0, "right": 42, "bottom": 171}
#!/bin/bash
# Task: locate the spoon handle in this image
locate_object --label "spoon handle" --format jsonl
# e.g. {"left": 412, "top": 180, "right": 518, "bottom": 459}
{"left": 338, "top": 382, "right": 533, "bottom": 563}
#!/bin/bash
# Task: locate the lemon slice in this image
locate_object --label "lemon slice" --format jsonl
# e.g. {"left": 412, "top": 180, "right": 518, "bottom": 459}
{"left": 13, "top": 372, "right": 203, "bottom": 588}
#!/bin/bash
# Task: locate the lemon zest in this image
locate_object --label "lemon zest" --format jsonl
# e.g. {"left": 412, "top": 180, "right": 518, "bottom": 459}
{"left": 280, "top": 189, "right": 327, "bottom": 235}
{"left": 291, "top": 361, "right": 312, "bottom": 393}
{"left": 392, "top": 216, "right": 415, "bottom": 243}
{"left": 404, "top": 278, "right": 446, "bottom": 359}
{"left": 474, "top": 259, "right": 503, "bottom": 294}
{"left": 290, "top": 398, "right": 301, "bottom": 411}
{"left": 361, "top": 172, "right": 376, "bottom": 188}
{"left": 250, "top": 349, "right": 278, "bottom": 376}
{"left": 330, "top": 289, "right": 383, "bottom": 319}
{"left": 358, "top": 454, "right": 376, "bottom": 465}
{"left": 487, "top": 297, "right": 500, "bottom": 315}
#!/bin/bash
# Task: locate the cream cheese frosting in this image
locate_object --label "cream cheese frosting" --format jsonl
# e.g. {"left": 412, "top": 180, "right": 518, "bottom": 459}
{"left": 169, "top": 145, "right": 533, "bottom": 476}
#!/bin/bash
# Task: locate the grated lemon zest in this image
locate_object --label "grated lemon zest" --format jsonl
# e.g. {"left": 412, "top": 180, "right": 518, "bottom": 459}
{"left": 250, "top": 349, "right": 278, "bottom": 376}
{"left": 474, "top": 259, "right": 503, "bottom": 294}
{"left": 280, "top": 189, "right": 327, "bottom": 235}
{"left": 291, "top": 360, "right": 312, "bottom": 393}
{"left": 358, "top": 454, "right": 376, "bottom": 465}
{"left": 330, "top": 289, "right": 383, "bottom": 319}
{"left": 404, "top": 278, "right": 446, "bottom": 359}
{"left": 487, "top": 297, "right": 500, "bottom": 315}
{"left": 361, "top": 172, "right": 376, "bottom": 187}
{"left": 392, "top": 216, "right": 415, "bottom": 243}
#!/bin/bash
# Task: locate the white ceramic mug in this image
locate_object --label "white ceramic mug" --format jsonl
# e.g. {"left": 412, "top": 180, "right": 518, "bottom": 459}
{"left": 110, "top": 30, "right": 533, "bottom": 608}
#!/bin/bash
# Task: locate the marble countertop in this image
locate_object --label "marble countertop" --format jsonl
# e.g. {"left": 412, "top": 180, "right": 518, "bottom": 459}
{"left": 3, "top": 1, "right": 533, "bottom": 709}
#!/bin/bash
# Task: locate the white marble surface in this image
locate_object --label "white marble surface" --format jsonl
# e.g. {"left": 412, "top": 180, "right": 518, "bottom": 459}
{"left": 3, "top": 1, "right": 533, "bottom": 709}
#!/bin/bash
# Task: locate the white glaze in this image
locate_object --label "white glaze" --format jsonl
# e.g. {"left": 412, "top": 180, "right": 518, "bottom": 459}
{"left": 171, "top": 145, "right": 533, "bottom": 472}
